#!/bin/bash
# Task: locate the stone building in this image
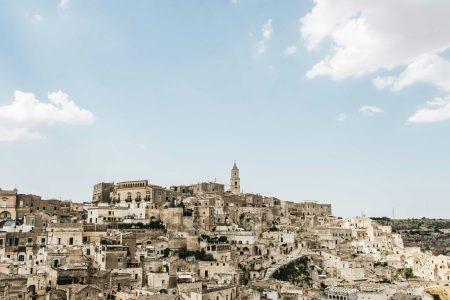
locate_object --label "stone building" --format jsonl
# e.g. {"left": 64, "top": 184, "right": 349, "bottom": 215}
{"left": 190, "top": 285, "right": 237, "bottom": 300}
{"left": 289, "top": 200, "right": 332, "bottom": 217}
{"left": 230, "top": 161, "right": 240, "bottom": 195}
{"left": 0, "top": 188, "right": 17, "bottom": 220}
{"left": 16, "top": 194, "right": 71, "bottom": 221}
{"left": 192, "top": 182, "right": 225, "bottom": 196}
{"left": 325, "top": 286, "right": 358, "bottom": 300}
{"left": 92, "top": 182, "right": 114, "bottom": 205}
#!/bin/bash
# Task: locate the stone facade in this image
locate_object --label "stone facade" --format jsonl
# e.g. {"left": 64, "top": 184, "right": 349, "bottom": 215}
{"left": 0, "top": 163, "right": 447, "bottom": 300}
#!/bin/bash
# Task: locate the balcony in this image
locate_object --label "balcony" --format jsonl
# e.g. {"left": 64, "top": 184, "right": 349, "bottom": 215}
{"left": 135, "top": 197, "right": 142, "bottom": 202}
{"left": 125, "top": 197, "right": 132, "bottom": 203}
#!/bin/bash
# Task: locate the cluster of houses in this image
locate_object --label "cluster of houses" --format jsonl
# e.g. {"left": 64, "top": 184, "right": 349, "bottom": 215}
{"left": 0, "top": 162, "right": 448, "bottom": 300}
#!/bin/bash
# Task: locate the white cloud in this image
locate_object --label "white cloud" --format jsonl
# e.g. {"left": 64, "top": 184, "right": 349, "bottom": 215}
{"left": 372, "top": 76, "right": 396, "bottom": 89}
{"left": 408, "top": 96, "right": 450, "bottom": 123}
{"left": 336, "top": 113, "right": 348, "bottom": 122}
{"left": 359, "top": 105, "right": 384, "bottom": 116}
{"left": 58, "top": 0, "right": 70, "bottom": 10}
{"left": 0, "top": 128, "right": 43, "bottom": 142}
{"left": 255, "top": 19, "right": 273, "bottom": 55}
{"left": 373, "top": 53, "right": 450, "bottom": 92}
{"left": 26, "top": 13, "right": 43, "bottom": 22}
{"left": 285, "top": 46, "right": 298, "bottom": 56}
{"left": 0, "top": 91, "right": 95, "bottom": 142}
{"left": 300, "top": 0, "right": 450, "bottom": 80}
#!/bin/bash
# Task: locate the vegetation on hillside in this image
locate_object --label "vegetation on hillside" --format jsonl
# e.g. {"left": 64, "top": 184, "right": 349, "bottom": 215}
{"left": 178, "top": 248, "right": 215, "bottom": 261}
{"left": 272, "top": 256, "right": 312, "bottom": 286}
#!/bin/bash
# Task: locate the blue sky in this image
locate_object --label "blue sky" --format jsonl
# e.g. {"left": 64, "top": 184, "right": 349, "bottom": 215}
{"left": 1, "top": 0, "right": 450, "bottom": 218}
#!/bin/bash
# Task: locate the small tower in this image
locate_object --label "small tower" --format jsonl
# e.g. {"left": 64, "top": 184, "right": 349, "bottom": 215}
{"left": 230, "top": 161, "right": 240, "bottom": 195}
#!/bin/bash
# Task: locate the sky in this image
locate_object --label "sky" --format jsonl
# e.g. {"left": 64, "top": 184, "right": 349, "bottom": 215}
{"left": 1, "top": 0, "right": 450, "bottom": 218}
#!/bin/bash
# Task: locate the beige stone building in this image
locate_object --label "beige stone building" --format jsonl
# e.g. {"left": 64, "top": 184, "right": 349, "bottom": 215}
{"left": 190, "top": 285, "right": 237, "bottom": 300}
{"left": 289, "top": 200, "right": 332, "bottom": 217}
{"left": 0, "top": 188, "right": 17, "bottom": 220}
{"left": 229, "top": 162, "right": 240, "bottom": 195}
{"left": 92, "top": 182, "right": 114, "bottom": 205}
{"left": 192, "top": 182, "right": 225, "bottom": 196}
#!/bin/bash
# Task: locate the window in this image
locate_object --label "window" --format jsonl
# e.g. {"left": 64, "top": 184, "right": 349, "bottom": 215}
{"left": 58, "top": 238, "right": 61, "bottom": 245}
{"left": 18, "top": 255, "right": 25, "bottom": 261}
{"left": 69, "top": 237, "right": 74, "bottom": 245}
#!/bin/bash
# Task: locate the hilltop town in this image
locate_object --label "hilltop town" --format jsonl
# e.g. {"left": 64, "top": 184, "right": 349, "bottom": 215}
{"left": 0, "top": 162, "right": 448, "bottom": 300}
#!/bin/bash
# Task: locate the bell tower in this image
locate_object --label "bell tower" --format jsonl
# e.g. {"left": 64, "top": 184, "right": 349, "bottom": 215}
{"left": 230, "top": 161, "right": 240, "bottom": 195}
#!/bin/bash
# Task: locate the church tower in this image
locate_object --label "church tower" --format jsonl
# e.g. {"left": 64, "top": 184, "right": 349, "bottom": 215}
{"left": 230, "top": 161, "right": 240, "bottom": 195}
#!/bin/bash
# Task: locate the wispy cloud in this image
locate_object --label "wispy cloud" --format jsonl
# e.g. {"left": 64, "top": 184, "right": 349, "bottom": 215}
{"left": 284, "top": 46, "right": 297, "bottom": 56}
{"left": 359, "top": 106, "right": 384, "bottom": 116}
{"left": 34, "top": 14, "right": 43, "bottom": 22}
{"left": 373, "top": 53, "right": 450, "bottom": 93}
{"left": 26, "top": 13, "right": 43, "bottom": 22}
{"left": 336, "top": 113, "right": 348, "bottom": 123}
{"left": 408, "top": 96, "right": 450, "bottom": 123}
{"left": 58, "top": 0, "right": 70, "bottom": 10}
{"left": 255, "top": 19, "right": 273, "bottom": 55}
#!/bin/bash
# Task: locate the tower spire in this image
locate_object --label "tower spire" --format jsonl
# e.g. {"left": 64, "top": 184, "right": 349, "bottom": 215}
{"left": 230, "top": 161, "right": 240, "bottom": 195}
